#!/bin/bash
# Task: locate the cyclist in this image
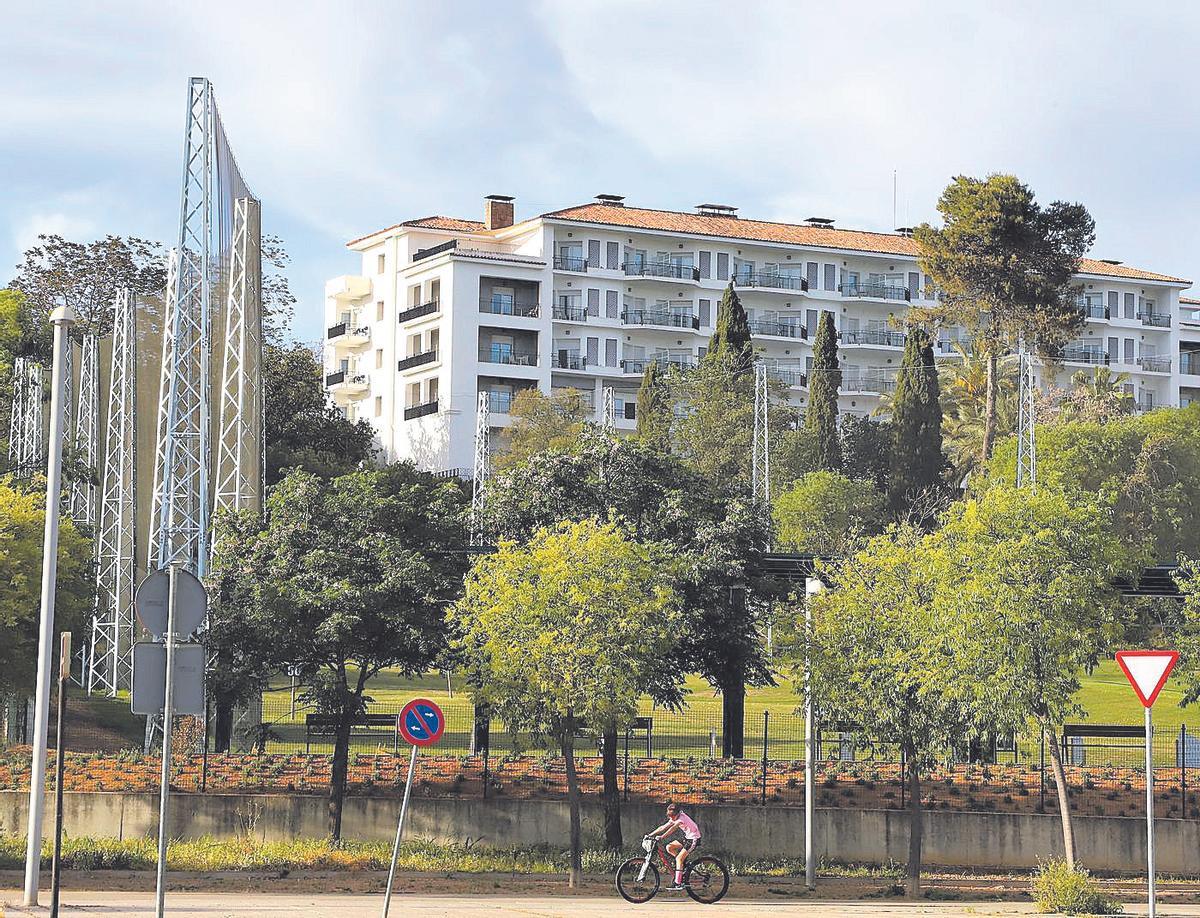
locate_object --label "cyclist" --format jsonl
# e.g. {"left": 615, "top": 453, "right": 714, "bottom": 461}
{"left": 646, "top": 801, "right": 702, "bottom": 891}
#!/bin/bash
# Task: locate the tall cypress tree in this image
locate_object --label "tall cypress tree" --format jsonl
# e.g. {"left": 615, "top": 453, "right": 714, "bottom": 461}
{"left": 888, "top": 327, "right": 943, "bottom": 511}
{"left": 705, "top": 281, "right": 753, "bottom": 374}
{"left": 806, "top": 311, "right": 841, "bottom": 470}
{"left": 635, "top": 359, "right": 671, "bottom": 451}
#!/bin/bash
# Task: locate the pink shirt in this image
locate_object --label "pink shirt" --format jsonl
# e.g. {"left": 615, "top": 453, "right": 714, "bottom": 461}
{"left": 672, "top": 811, "right": 702, "bottom": 840}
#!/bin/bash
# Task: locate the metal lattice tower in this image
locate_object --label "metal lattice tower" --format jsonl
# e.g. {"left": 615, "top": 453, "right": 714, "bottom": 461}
{"left": 214, "top": 196, "right": 263, "bottom": 516}
{"left": 751, "top": 363, "right": 771, "bottom": 504}
{"left": 1016, "top": 341, "right": 1037, "bottom": 490}
{"left": 8, "top": 357, "right": 45, "bottom": 479}
{"left": 68, "top": 334, "right": 100, "bottom": 529}
{"left": 87, "top": 291, "right": 138, "bottom": 696}
{"left": 470, "top": 391, "right": 490, "bottom": 543}
{"left": 601, "top": 386, "right": 615, "bottom": 433}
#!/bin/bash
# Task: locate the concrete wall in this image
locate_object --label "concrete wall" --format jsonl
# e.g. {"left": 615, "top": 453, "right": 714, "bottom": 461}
{"left": 2, "top": 791, "right": 1196, "bottom": 875}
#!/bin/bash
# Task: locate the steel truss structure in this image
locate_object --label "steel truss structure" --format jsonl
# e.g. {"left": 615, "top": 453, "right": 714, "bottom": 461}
{"left": 8, "top": 357, "right": 44, "bottom": 479}
{"left": 471, "top": 391, "right": 490, "bottom": 543}
{"left": 601, "top": 386, "right": 615, "bottom": 433}
{"left": 87, "top": 291, "right": 138, "bottom": 696}
{"left": 68, "top": 333, "right": 100, "bottom": 530}
{"left": 1016, "top": 342, "right": 1037, "bottom": 490}
{"left": 751, "top": 363, "right": 771, "bottom": 505}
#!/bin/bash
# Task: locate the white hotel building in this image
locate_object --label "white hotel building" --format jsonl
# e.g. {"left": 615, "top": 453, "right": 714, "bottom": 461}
{"left": 323, "top": 195, "right": 1197, "bottom": 474}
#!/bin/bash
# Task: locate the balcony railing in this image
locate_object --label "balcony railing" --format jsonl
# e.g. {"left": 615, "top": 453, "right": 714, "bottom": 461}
{"left": 621, "top": 354, "right": 698, "bottom": 374}
{"left": 1181, "top": 353, "right": 1200, "bottom": 376}
{"left": 765, "top": 367, "right": 808, "bottom": 388}
{"left": 842, "top": 372, "right": 897, "bottom": 394}
{"left": 325, "top": 370, "right": 368, "bottom": 388}
{"left": 553, "top": 255, "right": 589, "bottom": 272}
{"left": 622, "top": 309, "right": 701, "bottom": 330}
{"left": 480, "top": 298, "right": 540, "bottom": 318}
{"left": 937, "top": 335, "right": 972, "bottom": 353}
{"left": 398, "top": 300, "right": 439, "bottom": 323}
{"left": 479, "top": 347, "right": 538, "bottom": 367}
{"left": 1061, "top": 346, "right": 1110, "bottom": 365}
{"left": 1140, "top": 311, "right": 1171, "bottom": 328}
{"left": 1137, "top": 355, "right": 1172, "bottom": 373}
{"left": 1079, "top": 302, "right": 1109, "bottom": 320}
{"left": 552, "top": 352, "right": 588, "bottom": 370}
{"left": 403, "top": 400, "right": 439, "bottom": 421}
{"left": 1135, "top": 398, "right": 1157, "bottom": 414}
{"left": 623, "top": 261, "right": 701, "bottom": 281}
{"left": 553, "top": 302, "right": 588, "bottom": 322}
{"left": 733, "top": 271, "right": 809, "bottom": 292}
{"left": 839, "top": 282, "right": 911, "bottom": 301}
{"left": 398, "top": 350, "right": 437, "bottom": 371}
{"left": 747, "top": 319, "right": 807, "bottom": 339}
{"left": 842, "top": 328, "right": 906, "bottom": 348}
{"left": 324, "top": 370, "right": 345, "bottom": 387}
{"left": 327, "top": 322, "right": 347, "bottom": 339}
{"left": 490, "top": 392, "right": 514, "bottom": 414}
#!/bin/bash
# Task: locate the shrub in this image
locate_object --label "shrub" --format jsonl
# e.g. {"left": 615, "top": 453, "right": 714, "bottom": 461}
{"left": 1032, "top": 860, "right": 1122, "bottom": 915}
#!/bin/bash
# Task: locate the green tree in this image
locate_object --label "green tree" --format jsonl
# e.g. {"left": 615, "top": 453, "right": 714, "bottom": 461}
{"left": 773, "top": 471, "right": 885, "bottom": 555}
{"left": 451, "top": 519, "right": 680, "bottom": 888}
{"left": 913, "top": 174, "right": 1095, "bottom": 461}
{"left": 840, "top": 415, "right": 891, "bottom": 493}
{"left": 706, "top": 281, "right": 753, "bottom": 374}
{"left": 888, "top": 327, "right": 944, "bottom": 512}
{"left": 0, "top": 477, "right": 94, "bottom": 695}
{"left": 806, "top": 312, "right": 841, "bottom": 470}
{"left": 264, "top": 342, "right": 377, "bottom": 485}
{"left": 207, "top": 464, "right": 470, "bottom": 837}
{"left": 497, "top": 388, "right": 591, "bottom": 469}
{"left": 938, "top": 341, "right": 1018, "bottom": 479}
{"left": 1048, "top": 366, "right": 1135, "bottom": 424}
{"left": 634, "top": 360, "right": 671, "bottom": 450}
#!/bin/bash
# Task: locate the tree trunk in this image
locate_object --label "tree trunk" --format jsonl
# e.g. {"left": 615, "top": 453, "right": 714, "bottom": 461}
{"left": 602, "top": 721, "right": 622, "bottom": 850}
{"left": 472, "top": 701, "right": 491, "bottom": 757}
{"left": 981, "top": 349, "right": 998, "bottom": 462}
{"left": 327, "top": 715, "right": 353, "bottom": 840}
{"left": 1044, "top": 724, "right": 1077, "bottom": 870}
{"left": 720, "top": 675, "right": 745, "bottom": 759}
{"left": 213, "top": 698, "right": 233, "bottom": 753}
{"left": 562, "top": 715, "right": 583, "bottom": 889}
{"left": 905, "top": 750, "right": 923, "bottom": 898}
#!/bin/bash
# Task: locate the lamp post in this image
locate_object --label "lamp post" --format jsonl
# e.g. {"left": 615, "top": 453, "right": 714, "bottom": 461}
{"left": 804, "top": 576, "right": 824, "bottom": 891}
{"left": 24, "top": 304, "right": 76, "bottom": 906}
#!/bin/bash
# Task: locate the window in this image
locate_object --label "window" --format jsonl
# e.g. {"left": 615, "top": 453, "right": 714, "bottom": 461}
{"left": 409, "top": 284, "right": 422, "bottom": 307}
{"left": 428, "top": 377, "right": 439, "bottom": 402}
{"left": 605, "top": 338, "right": 618, "bottom": 367}
{"left": 1124, "top": 292, "right": 1136, "bottom": 320}
{"left": 374, "top": 396, "right": 382, "bottom": 417}
{"left": 699, "top": 251, "right": 712, "bottom": 279}
{"left": 606, "top": 241, "right": 620, "bottom": 270}
{"left": 1124, "top": 338, "right": 1135, "bottom": 363}
{"left": 732, "top": 258, "right": 754, "bottom": 281}
{"left": 1108, "top": 337, "right": 1119, "bottom": 361}
{"left": 605, "top": 289, "right": 619, "bottom": 319}
{"left": 586, "top": 336, "right": 599, "bottom": 364}
{"left": 407, "top": 382, "right": 421, "bottom": 406}
{"left": 489, "top": 285, "right": 516, "bottom": 314}
{"left": 699, "top": 298, "right": 712, "bottom": 327}
{"left": 588, "top": 239, "right": 601, "bottom": 267}
{"left": 823, "top": 264, "right": 837, "bottom": 291}
{"left": 429, "top": 278, "right": 441, "bottom": 303}
{"left": 587, "top": 288, "right": 600, "bottom": 316}
{"left": 377, "top": 253, "right": 386, "bottom": 274}
{"left": 716, "top": 253, "right": 730, "bottom": 280}
{"left": 376, "top": 301, "right": 385, "bottom": 322}
{"left": 375, "top": 348, "right": 383, "bottom": 369}
{"left": 806, "top": 263, "right": 818, "bottom": 290}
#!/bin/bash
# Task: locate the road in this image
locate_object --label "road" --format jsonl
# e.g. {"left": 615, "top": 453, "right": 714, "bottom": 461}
{"left": 0, "top": 892, "right": 1188, "bottom": 917}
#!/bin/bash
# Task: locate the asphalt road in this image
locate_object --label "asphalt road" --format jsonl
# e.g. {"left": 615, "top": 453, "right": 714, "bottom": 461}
{"left": 0, "top": 892, "right": 1186, "bottom": 917}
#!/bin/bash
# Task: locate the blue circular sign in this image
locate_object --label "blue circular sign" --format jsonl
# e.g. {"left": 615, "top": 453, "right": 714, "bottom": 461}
{"left": 397, "top": 698, "right": 445, "bottom": 747}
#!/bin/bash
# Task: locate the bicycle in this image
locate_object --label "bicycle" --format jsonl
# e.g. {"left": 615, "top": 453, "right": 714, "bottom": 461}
{"left": 615, "top": 834, "right": 730, "bottom": 904}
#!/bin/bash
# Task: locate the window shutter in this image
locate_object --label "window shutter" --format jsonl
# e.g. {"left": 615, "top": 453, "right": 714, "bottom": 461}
{"left": 605, "top": 289, "right": 618, "bottom": 318}
{"left": 588, "top": 240, "right": 601, "bottom": 267}
{"left": 823, "top": 264, "right": 837, "bottom": 291}
{"left": 1108, "top": 291, "right": 1119, "bottom": 318}
{"left": 1124, "top": 292, "right": 1135, "bottom": 319}
{"left": 1124, "top": 338, "right": 1134, "bottom": 363}
{"left": 624, "top": 402, "right": 636, "bottom": 420}
{"left": 699, "top": 251, "right": 712, "bottom": 278}
{"left": 1108, "top": 337, "right": 1118, "bottom": 360}
{"left": 807, "top": 262, "right": 818, "bottom": 289}
{"left": 716, "top": 253, "right": 730, "bottom": 280}
{"left": 586, "top": 337, "right": 599, "bottom": 364}
{"left": 907, "top": 272, "right": 920, "bottom": 299}
{"left": 587, "top": 288, "right": 600, "bottom": 316}
{"left": 605, "top": 338, "right": 617, "bottom": 367}
{"left": 606, "top": 241, "right": 619, "bottom": 269}
{"left": 699, "top": 298, "right": 712, "bottom": 327}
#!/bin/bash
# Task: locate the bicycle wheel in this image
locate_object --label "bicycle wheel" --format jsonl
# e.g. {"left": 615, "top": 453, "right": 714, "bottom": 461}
{"left": 685, "top": 856, "right": 730, "bottom": 904}
{"left": 616, "top": 857, "right": 660, "bottom": 903}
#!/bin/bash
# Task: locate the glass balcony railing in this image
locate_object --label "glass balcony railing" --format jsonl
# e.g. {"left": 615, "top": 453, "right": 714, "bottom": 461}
{"left": 1137, "top": 355, "right": 1172, "bottom": 373}
{"left": 552, "top": 352, "right": 588, "bottom": 370}
{"left": 842, "top": 329, "right": 906, "bottom": 348}
{"left": 552, "top": 302, "right": 588, "bottom": 321}
{"left": 479, "top": 347, "right": 538, "bottom": 367}
{"left": 1181, "top": 353, "right": 1200, "bottom": 376}
{"left": 747, "top": 319, "right": 807, "bottom": 339}
{"left": 733, "top": 272, "right": 809, "bottom": 292}
{"left": 1140, "top": 311, "right": 1171, "bottom": 328}
{"left": 553, "top": 255, "right": 589, "bottom": 272}
{"left": 623, "top": 261, "right": 701, "bottom": 281}
{"left": 1061, "top": 346, "right": 1110, "bottom": 365}
{"left": 621, "top": 309, "right": 701, "bottom": 330}
{"left": 842, "top": 372, "right": 897, "bottom": 394}
{"left": 480, "top": 297, "right": 539, "bottom": 317}
{"left": 839, "top": 281, "right": 911, "bottom": 301}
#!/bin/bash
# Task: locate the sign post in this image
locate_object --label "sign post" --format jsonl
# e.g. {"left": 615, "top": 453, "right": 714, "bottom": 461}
{"left": 1115, "top": 649, "right": 1179, "bottom": 918}
{"left": 803, "top": 577, "right": 824, "bottom": 891}
{"left": 381, "top": 698, "right": 445, "bottom": 918}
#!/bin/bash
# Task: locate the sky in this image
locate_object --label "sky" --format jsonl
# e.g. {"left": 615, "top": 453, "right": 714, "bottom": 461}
{"left": 4, "top": 0, "right": 1200, "bottom": 343}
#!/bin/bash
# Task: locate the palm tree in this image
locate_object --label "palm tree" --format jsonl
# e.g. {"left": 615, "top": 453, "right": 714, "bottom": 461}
{"left": 938, "top": 342, "right": 1018, "bottom": 479}
{"left": 1058, "top": 366, "right": 1134, "bottom": 422}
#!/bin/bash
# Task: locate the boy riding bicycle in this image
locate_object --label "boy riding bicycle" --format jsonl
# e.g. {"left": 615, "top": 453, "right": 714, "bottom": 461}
{"left": 645, "top": 801, "right": 701, "bottom": 891}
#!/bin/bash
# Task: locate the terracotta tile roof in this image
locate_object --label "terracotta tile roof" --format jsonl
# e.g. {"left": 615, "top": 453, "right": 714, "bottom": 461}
{"left": 542, "top": 202, "right": 1189, "bottom": 285}
{"left": 1182, "top": 297, "right": 1200, "bottom": 305}
{"left": 347, "top": 216, "right": 486, "bottom": 247}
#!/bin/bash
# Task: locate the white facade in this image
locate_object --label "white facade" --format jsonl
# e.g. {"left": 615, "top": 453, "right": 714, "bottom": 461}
{"left": 323, "top": 196, "right": 1195, "bottom": 474}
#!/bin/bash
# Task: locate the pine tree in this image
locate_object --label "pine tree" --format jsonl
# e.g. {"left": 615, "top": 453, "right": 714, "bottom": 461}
{"left": 635, "top": 359, "right": 671, "bottom": 451}
{"left": 888, "top": 327, "right": 944, "bottom": 511}
{"left": 806, "top": 311, "right": 841, "bottom": 470}
{"left": 705, "top": 281, "right": 753, "bottom": 375}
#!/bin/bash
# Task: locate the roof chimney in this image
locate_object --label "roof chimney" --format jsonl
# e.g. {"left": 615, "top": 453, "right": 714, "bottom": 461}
{"left": 805, "top": 216, "right": 835, "bottom": 227}
{"left": 895, "top": 226, "right": 914, "bottom": 237}
{"left": 484, "top": 194, "right": 515, "bottom": 230}
{"left": 595, "top": 194, "right": 625, "bottom": 207}
{"left": 695, "top": 203, "right": 738, "bottom": 218}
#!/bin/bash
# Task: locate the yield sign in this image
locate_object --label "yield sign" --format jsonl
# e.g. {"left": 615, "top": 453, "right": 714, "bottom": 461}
{"left": 1115, "top": 650, "right": 1180, "bottom": 708}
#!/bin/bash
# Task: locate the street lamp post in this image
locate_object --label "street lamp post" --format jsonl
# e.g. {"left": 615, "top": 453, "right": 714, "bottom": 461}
{"left": 804, "top": 576, "right": 824, "bottom": 891}
{"left": 24, "top": 304, "right": 76, "bottom": 906}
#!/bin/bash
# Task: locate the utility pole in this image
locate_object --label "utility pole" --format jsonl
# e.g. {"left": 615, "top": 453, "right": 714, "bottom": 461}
{"left": 1016, "top": 338, "right": 1037, "bottom": 490}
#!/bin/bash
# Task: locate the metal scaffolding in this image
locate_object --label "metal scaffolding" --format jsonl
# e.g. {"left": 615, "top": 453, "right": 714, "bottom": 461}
{"left": 87, "top": 291, "right": 137, "bottom": 696}
{"left": 601, "top": 386, "right": 615, "bottom": 433}
{"left": 751, "top": 363, "right": 771, "bottom": 504}
{"left": 8, "top": 357, "right": 44, "bottom": 479}
{"left": 471, "top": 391, "right": 490, "bottom": 543}
{"left": 68, "top": 333, "right": 100, "bottom": 530}
{"left": 1016, "top": 342, "right": 1037, "bottom": 490}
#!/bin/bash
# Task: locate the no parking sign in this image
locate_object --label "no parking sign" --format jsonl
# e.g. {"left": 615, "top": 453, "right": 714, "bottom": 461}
{"left": 397, "top": 698, "right": 445, "bottom": 747}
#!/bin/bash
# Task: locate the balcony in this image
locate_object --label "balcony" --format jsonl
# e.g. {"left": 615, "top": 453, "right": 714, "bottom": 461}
{"left": 842, "top": 371, "right": 897, "bottom": 394}
{"left": 765, "top": 367, "right": 808, "bottom": 388}
{"left": 622, "top": 353, "right": 698, "bottom": 374}
{"left": 403, "top": 400, "right": 439, "bottom": 421}
{"left": 937, "top": 335, "right": 972, "bottom": 354}
{"left": 623, "top": 261, "right": 701, "bottom": 281}
{"left": 733, "top": 272, "right": 809, "bottom": 292}
{"left": 329, "top": 322, "right": 369, "bottom": 346}
{"left": 842, "top": 329, "right": 906, "bottom": 348}
{"left": 839, "top": 282, "right": 911, "bottom": 302}
{"left": 479, "top": 347, "right": 537, "bottom": 367}
{"left": 622, "top": 309, "right": 701, "bottom": 331}
{"left": 1079, "top": 302, "right": 1109, "bottom": 320}
{"left": 480, "top": 298, "right": 539, "bottom": 318}
{"left": 325, "top": 370, "right": 369, "bottom": 393}
{"left": 1140, "top": 311, "right": 1171, "bottom": 329}
{"left": 398, "top": 350, "right": 437, "bottom": 372}
{"left": 554, "top": 255, "right": 589, "bottom": 272}
{"left": 552, "top": 352, "right": 588, "bottom": 371}
{"left": 1137, "top": 355, "right": 1172, "bottom": 373}
{"left": 399, "top": 300, "right": 439, "bottom": 323}
{"left": 748, "top": 319, "right": 807, "bottom": 339}
{"left": 326, "top": 275, "right": 371, "bottom": 301}
{"left": 1061, "top": 346, "right": 1109, "bottom": 365}
{"left": 552, "top": 302, "right": 588, "bottom": 322}
{"left": 1181, "top": 352, "right": 1200, "bottom": 376}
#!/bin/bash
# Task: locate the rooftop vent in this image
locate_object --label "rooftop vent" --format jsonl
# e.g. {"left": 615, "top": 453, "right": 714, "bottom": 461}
{"left": 895, "top": 226, "right": 914, "bottom": 237}
{"left": 696, "top": 203, "right": 738, "bottom": 218}
{"left": 595, "top": 194, "right": 625, "bottom": 206}
{"left": 805, "top": 217, "right": 835, "bottom": 227}
{"left": 1099, "top": 259, "right": 1123, "bottom": 265}
{"left": 484, "top": 194, "right": 515, "bottom": 230}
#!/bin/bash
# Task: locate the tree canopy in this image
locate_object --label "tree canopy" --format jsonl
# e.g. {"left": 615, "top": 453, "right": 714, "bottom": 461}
{"left": 806, "top": 311, "right": 841, "bottom": 471}
{"left": 497, "top": 387, "right": 591, "bottom": 469}
{"left": 888, "top": 327, "right": 944, "bottom": 512}
{"left": 773, "top": 471, "right": 885, "bottom": 556}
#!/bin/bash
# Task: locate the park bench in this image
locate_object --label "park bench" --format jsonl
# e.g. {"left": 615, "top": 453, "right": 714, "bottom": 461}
{"left": 305, "top": 713, "right": 398, "bottom": 753}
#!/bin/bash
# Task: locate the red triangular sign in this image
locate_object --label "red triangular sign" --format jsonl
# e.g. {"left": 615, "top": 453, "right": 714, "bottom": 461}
{"left": 1115, "top": 650, "right": 1180, "bottom": 708}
